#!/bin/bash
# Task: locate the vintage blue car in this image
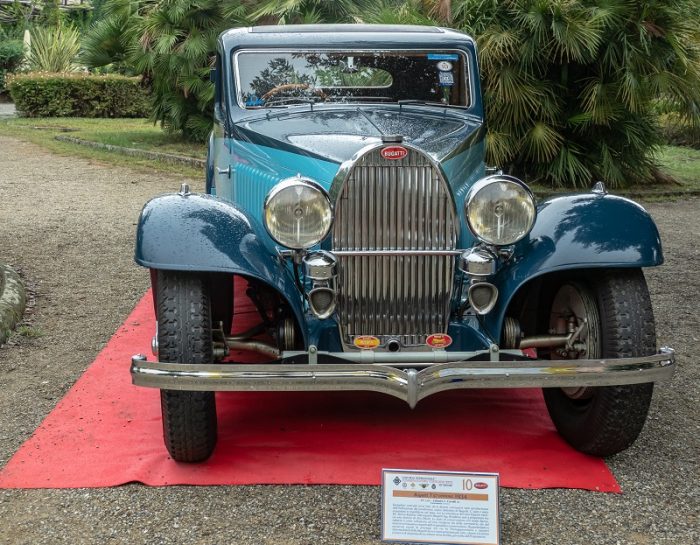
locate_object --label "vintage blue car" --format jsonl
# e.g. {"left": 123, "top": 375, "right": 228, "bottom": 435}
{"left": 131, "top": 25, "right": 675, "bottom": 462}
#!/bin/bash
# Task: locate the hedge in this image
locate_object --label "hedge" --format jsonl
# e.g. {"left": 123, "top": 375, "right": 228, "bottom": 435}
{"left": 7, "top": 72, "right": 150, "bottom": 118}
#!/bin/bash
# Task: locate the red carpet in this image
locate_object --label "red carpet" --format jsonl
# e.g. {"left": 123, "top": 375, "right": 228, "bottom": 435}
{"left": 0, "top": 285, "right": 620, "bottom": 491}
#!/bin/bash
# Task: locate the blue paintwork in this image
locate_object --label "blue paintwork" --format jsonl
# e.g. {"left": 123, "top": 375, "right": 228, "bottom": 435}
{"left": 136, "top": 25, "right": 665, "bottom": 352}
{"left": 483, "top": 193, "right": 664, "bottom": 340}
{"left": 134, "top": 193, "right": 308, "bottom": 343}
{"left": 217, "top": 139, "right": 338, "bottom": 223}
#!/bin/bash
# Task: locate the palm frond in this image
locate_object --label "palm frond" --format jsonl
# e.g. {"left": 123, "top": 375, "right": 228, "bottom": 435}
{"left": 523, "top": 121, "right": 564, "bottom": 163}
{"left": 544, "top": 144, "right": 592, "bottom": 188}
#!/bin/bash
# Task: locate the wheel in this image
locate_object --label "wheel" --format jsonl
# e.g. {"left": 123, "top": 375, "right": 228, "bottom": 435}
{"left": 542, "top": 269, "right": 656, "bottom": 457}
{"left": 157, "top": 270, "right": 217, "bottom": 462}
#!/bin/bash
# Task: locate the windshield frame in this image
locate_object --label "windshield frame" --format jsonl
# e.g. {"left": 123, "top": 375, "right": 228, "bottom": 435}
{"left": 232, "top": 48, "right": 473, "bottom": 110}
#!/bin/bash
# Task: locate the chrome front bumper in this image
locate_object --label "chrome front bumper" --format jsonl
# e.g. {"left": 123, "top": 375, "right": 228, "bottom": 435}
{"left": 130, "top": 346, "right": 675, "bottom": 408}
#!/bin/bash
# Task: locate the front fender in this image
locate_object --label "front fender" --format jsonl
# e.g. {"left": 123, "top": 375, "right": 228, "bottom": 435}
{"left": 484, "top": 193, "right": 663, "bottom": 339}
{"left": 134, "top": 192, "right": 306, "bottom": 342}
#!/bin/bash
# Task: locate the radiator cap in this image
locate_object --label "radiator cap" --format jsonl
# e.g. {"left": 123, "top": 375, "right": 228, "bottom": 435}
{"left": 381, "top": 134, "right": 404, "bottom": 143}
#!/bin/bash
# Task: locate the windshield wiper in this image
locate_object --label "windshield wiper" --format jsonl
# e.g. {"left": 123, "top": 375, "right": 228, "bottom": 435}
{"left": 263, "top": 97, "right": 321, "bottom": 108}
{"left": 324, "top": 96, "right": 394, "bottom": 103}
{"left": 397, "top": 99, "right": 448, "bottom": 109}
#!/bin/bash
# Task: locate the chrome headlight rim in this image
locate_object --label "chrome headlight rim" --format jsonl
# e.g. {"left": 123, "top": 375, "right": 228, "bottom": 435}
{"left": 465, "top": 174, "right": 536, "bottom": 246}
{"left": 264, "top": 176, "right": 333, "bottom": 250}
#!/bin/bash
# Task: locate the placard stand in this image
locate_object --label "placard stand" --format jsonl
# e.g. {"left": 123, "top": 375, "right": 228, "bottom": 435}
{"left": 381, "top": 469, "right": 500, "bottom": 545}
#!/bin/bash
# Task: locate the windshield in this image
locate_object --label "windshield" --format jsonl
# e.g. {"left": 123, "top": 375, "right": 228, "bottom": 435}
{"left": 234, "top": 50, "right": 469, "bottom": 109}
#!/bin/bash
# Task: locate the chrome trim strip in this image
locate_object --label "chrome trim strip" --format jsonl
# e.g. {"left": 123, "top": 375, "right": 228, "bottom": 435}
{"left": 333, "top": 250, "right": 463, "bottom": 256}
{"left": 131, "top": 348, "right": 676, "bottom": 409}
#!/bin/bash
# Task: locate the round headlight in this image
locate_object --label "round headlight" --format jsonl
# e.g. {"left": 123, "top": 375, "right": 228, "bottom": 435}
{"left": 466, "top": 175, "right": 536, "bottom": 246}
{"left": 264, "top": 177, "right": 333, "bottom": 249}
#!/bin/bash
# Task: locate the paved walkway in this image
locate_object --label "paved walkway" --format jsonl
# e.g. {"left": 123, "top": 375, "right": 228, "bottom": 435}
{"left": 0, "top": 102, "right": 16, "bottom": 117}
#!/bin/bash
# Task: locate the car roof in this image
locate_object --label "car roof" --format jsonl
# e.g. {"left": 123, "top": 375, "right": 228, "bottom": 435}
{"left": 220, "top": 24, "right": 475, "bottom": 51}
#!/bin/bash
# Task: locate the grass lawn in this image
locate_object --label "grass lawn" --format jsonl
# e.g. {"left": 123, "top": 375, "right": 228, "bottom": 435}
{"left": 655, "top": 145, "right": 700, "bottom": 187}
{"left": 530, "top": 146, "right": 700, "bottom": 199}
{"left": 0, "top": 117, "right": 205, "bottom": 178}
{"left": 1, "top": 116, "right": 699, "bottom": 199}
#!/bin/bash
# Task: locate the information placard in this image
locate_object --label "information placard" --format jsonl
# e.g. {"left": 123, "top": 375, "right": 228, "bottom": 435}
{"left": 381, "top": 469, "right": 500, "bottom": 545}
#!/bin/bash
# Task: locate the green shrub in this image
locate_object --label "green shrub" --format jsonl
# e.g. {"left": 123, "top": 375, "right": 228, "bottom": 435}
{"left": 7, "top": 72, "right": 150, "bottom": 117}
{"left": 0, "top": 40, "right": 25, "bottom": 93}
{"left": 26, "top": 25, "right": 81, "bottom": 73}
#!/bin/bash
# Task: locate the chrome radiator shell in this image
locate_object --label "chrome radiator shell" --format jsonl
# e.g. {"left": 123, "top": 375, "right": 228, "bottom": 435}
{"left": 331, "top": 144, "right": 459, "bottom": 348}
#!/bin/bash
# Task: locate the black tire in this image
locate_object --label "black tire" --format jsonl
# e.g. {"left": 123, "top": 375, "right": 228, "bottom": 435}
{"left": 542, "top": 269, "right": 656, "bottom": 457}
{"left": 157, "top": 270, "right": 217, "bottom": 462}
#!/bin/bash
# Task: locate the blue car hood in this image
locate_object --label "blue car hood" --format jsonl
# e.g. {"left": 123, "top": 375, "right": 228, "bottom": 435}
{"left": 234, "top": 107, "right": 484, "bottom": 164}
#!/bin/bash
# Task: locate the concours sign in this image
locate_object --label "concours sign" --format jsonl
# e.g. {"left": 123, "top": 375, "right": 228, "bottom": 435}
{"left": 381, "top": 469, "right": 500, "bottom": 545}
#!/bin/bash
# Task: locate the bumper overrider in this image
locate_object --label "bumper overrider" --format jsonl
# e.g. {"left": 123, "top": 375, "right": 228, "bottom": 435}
{"left": 130, "top": 346, "right": 675, "bottom": 408}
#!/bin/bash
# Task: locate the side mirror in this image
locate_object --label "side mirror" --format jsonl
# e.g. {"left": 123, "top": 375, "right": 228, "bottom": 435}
{"left": 210, "top": 68, "right": 217, "bottom": 83}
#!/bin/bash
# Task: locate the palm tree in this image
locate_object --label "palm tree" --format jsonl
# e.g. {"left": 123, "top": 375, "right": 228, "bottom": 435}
{"left": 449, "top": 0, "right": 700, "bottom": 187}
{"left": 80, "top": 0, "right": 146, "bottom": 73}
{"left": 250, "top": 0, "right": 375, "bottom": 24}
{"left": 83, "top": 0, "right": 251, "bottom": 140}
{"left": 129, "top": 0, "right": 250, "bottom": 140}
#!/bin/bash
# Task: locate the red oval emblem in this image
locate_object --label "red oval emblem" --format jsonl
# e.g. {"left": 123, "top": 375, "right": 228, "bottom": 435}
{"left": 475, "top": 482, "right": 488, "bottom": 490}
{"left": 381, "top": 146, "right": 408, "bottom": 160}
{"left": 426, "top": 333, "right": 452, "bottom": 349}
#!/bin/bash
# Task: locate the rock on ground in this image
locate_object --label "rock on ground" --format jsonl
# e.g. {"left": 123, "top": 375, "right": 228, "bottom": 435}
{"left": 0, "top": 263, "right": 26, "bottom": 344}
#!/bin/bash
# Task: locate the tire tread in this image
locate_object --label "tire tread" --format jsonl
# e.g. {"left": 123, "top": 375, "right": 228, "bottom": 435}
{"left": 157, "top": 270, "right": 217, "bottom": 463}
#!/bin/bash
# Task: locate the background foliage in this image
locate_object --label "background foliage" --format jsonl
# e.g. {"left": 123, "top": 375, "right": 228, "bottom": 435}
{"left": 0, "top": 40, "right": 24, "bottom": 92}
{"left": 79, "top": 0, "right": 143, "bottom": 74}
{"left": 7, "top": 72, "right": 149, "bottom": 117}
{"left": 445, "top": 0, "right": 700, "bottom": 187}
{"left": 3, "top": 0, "right": 700, "bottom": 187}
{"left": 128, "top": 0, "right": 249, "bottom": 140}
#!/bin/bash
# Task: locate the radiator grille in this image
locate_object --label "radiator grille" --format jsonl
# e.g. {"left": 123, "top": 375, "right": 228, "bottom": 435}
{"left": 332, "top": 146, "right": 458, "bottom": 347}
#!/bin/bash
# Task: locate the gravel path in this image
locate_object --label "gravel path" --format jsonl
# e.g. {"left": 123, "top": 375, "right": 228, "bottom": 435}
{"left": 0, "top": 135, "right": 697, "bottom": 545}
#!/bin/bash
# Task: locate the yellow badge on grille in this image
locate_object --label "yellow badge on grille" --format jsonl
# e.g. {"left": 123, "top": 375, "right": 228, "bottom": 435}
{"left": 354, "top": 335, "right": 381, "bottom": 350}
